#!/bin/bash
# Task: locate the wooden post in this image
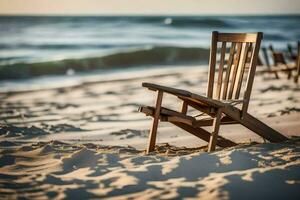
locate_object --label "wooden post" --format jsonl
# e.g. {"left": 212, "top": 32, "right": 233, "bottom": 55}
{"left": 147, "top": 91, "right": 163, "bottom": 153}
{"left": 208, "top": 108, "right": 223, "bottom": 152}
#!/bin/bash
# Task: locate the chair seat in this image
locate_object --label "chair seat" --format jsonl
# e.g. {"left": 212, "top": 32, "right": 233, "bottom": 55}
{"left": 258, "top": 64, "right": 297, "bottom": 73}
{"left": 139, "top": 106, "right": 237, "bottom": 127}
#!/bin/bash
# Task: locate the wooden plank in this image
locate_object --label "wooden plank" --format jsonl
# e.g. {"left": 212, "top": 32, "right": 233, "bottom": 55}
{"left": 180, "top": 93, "right": 226, "bottom": 108}
{"left": 142, "top": 82, "right": 191, "bottom": 97}
{"left": 222, "top": 42, "right": 236, "bottom": 99}
{"left": 208, "top": 108, "right": 223, "bottom": 152}
{"left": 241, "top": 32, "right": 263, "bottom": 115}
{"left": 207, "top": 31, "right": 218, "bottom": 98}
{"left": 147, "top": 91, "right": 163, "bottom": 153}
{"left": 139, "top": 106, "right": 169, "bottom": 122}
{"left": 218, "top": 33, "right": 258, "bottom": 43}
{"left": 139, "top": 105, "right": 235, "bottom": 127}
{"left": 215, "top": 41, "right": 227, "bottom": 99}
{"left": 165, "top": 116, "right": 193, "bottom": 126}
{"left": 242, "top": 113, "right": 288, "bottom": 142}
{"left": 222, "top": 105, "right": 288, "bottom": 142}
{"left": 179, "top": 96, "right": 217, "bottom": 117}
{"left": 142, "top": 83, "right": 226, "bottom": 109}
{"left": 234, "top": 42, "right": 250, "bottom": 99}
{"left": 172, "top": 122, "right": 237, "bottom": 148}
{"left": 139, "top": 106, "right": 195, "bottom": 124}
{"left": 190, "top": 94, "right": 225, "bottom": 108}
{"left": 139, "top": 106, "right": 153, "bottom": 116}
{"left": 194, "top": 115, "right": 236, "bottom": 127}
{"left": 228, "top": 42, "right": 243, "bottom": 99}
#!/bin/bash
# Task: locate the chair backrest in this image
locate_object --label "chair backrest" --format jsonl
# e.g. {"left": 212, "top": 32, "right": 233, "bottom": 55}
{"left": 269, "top": 45, "right": 287, "bottom": 65}
{"left": 207, "top": 31, "right": 263, "bottom": 113}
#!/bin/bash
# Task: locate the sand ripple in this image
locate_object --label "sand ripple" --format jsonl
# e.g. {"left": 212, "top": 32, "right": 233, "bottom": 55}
{"left": 0, "top": 139, "right": 300, "bottom": 199}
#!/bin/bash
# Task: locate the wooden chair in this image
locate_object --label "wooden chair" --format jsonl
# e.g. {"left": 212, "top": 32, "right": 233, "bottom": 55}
{"left": 258, "top": 47, "right": 279, "bottom": 79}
{"left": 139, "top": 31, "right": 288, "bottom": 153}
{"left": 268, "top": 45, "right": 296, "bottom": 79}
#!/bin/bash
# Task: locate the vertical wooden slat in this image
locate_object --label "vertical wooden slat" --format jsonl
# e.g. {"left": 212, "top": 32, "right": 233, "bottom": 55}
{"left": 222, "top": 42, "right": 236, "bottom": 100}
{"left": 247, "top": 43, "right": 253, "bottom": 65}
{"left": 234, "top": 42, "right": 250, "bottom": 99}
{"left": 228, "top": 42, "right": 242, "bottom": 99}
{"left": 215, "top": 42, "right": 227, "bottom": 99}
{"left": 207, "top": 31, "right": 218, "bottom": 98}
{"left": 242, "top": 32, "right": 263, "bottom": 116}
{"left": 241, "top": 42, "right": 253, "bottom": 96}
{"left": 147, "top": 91, "right": 163, "bottom": 153}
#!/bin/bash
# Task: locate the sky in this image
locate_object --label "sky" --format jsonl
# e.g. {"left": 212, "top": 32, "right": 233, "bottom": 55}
{"left": 0, "top": 0, "right": 300, "bottom": 15}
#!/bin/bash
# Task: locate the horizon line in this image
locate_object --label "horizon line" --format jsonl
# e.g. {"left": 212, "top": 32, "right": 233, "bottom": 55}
{"left": 0, "top": 13, "right": 300, "bottom": 17}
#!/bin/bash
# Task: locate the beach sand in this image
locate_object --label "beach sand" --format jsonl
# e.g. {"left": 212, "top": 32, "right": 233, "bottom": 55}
{"left": 0, "top": 66, "right": 300, "bottom": 199}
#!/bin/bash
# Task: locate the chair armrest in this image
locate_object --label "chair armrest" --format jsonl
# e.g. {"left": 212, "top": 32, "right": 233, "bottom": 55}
{"left": 142, "top": 82, "right": 226, "bottom": 108}
{"left": 142, "top": 82, "right": 192, "bottom": 97}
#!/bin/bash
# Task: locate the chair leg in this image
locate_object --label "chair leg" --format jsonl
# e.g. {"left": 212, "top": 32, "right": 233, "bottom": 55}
{"left": 181, "top": 101, "right": 188, "bottom": 114}
{"left": 147, "top": 91, "right": 163, "bottom": 154}
{"left": 208, "top": 108, "right": 223, "bottom": 152}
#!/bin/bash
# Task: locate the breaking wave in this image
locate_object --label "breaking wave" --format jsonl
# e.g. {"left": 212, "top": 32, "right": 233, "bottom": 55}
{"left": 0, "top": 46, "right": 210, "bottom": 80}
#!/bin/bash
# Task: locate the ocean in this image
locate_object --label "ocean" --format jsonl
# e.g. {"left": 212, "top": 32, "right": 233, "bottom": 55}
{"left": 0, "top": 15, "right": 299, "bottom": 89}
